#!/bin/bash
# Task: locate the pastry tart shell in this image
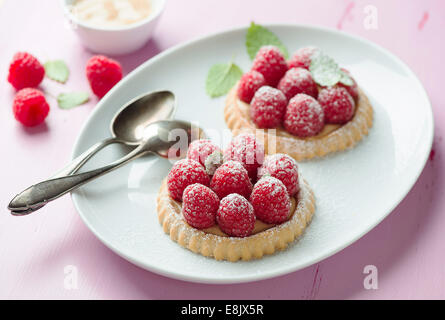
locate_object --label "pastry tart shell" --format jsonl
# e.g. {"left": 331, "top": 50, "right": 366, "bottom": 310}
{"left": 156, "top": 178, "right": 315, "bottom": 262}
{"left": 224, "top": 86, "right": 374, "bottom": 161}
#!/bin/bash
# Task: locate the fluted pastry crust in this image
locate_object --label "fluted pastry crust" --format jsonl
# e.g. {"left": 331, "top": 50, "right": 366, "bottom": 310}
{"left": 157, "top": 178, "right": 315, "bottom": 262}
{"left": 224, "top": 86, "right": 373, "bottom": 161}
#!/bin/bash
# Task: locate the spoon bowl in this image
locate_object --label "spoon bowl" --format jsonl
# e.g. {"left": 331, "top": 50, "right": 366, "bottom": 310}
{"left": 111, "top": 90, "right": 176, "bottom": 144}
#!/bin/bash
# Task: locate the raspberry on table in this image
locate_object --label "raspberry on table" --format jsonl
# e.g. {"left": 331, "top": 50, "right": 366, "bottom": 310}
{"left": 318, "top": 87, "right": 355, "bottom": 124}
{"left": 86, "top": 55, "right": 123, "bottom": 98}
{"left": 237, "top": 70, "right": 266, "bottom": 103}
{"left": 250, "top": 86, "right": 287, "bottom": 128}
{"left": 204, "top": 150, "right": 224, "bottom": 176}
{"left": 258, "top": 153, "right": 299, "bottom": 196}
{"left": 12, "top": 88, "right": 50, "bottom": 127}
{"left": 187, "top": 139, "right": 221, "bottom": 167}
{"left": 217, "top": 194, "right": 255, "bottom": 237}
{"left": 224, "top": 133, "right": 265, "bottom": 181}
{"left": 250, "top": 176, "right": 291, "bottom": 224}
{"left": 288, "top": 46, "right": 318, "bottom": 70}
{"left": 251, "top": 46, "right": 288, "bottom": 87}
{"left": 167, "top": 159, "right": 210, "bottom": 201}
{"left": 182, "top": 183, "right": 220, "bottom": 229}
{"left": 8, "top": 52, "right": 45, "bottom": 90}
{"left": 210, "top": 161, "right": 253, "bottom": 199}
{"left": 277, "top": 68, "right": 318, "bottom": 100}
{"left": 338, "top": 68, "right": 359, "bottom": 101}
{"left": 284, "top": 94, "right": 325, "bottom": 137}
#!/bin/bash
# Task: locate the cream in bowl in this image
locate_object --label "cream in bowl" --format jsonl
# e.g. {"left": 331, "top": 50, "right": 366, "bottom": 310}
{"left": 63, "top": 0, "right": 166, "bottom": 55}
{"left": 71, "top": 0, "right": 152, "bottom": 28}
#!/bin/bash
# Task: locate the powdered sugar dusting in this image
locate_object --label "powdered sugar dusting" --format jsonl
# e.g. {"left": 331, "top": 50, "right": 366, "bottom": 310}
{"left": 224, "top": 133, "right": 265, "bottom": 179}
{"left": 318, "top": 87, "right": 355, "bottom": 124}
{"left": 251, "top": 176, "right": 292, "bottom": 224}
{"left": 237, "top": 70, "right": 267, "bottom": 103}
{"left": 252, "top": 46, "right": 288, "bottom": 86}
{"left": 259, "top": 153, "right": 299, "bottom": 195}
{"left": 158, "top": 175, "right": 315, "bottom": 263}
{"left": 229, "top": 85, "right": 372, "bottom": 161}
{"left": 250, "top": 85, "right": 288, "bottom": 128}
{"left": 211, "top": 160, "right": 253, "bottom": 199}
{"left": 278, "top": 67, "right": 318, "bottom": 100}
{"left": 167, "top": 158, "right": 210, "bottom": 201}
{"left": 288, "top": 46, "right": 319, "bottom": 70}
{"left": 187, "top": 139, "right": 221, "bottom": 166}
{"left": 284, "top": 94, "right": 325, "bottom": 137}
{"left": 182, "top": 183, "right": 219, "bottom": 229}
{"left": 216, "top": 193, "right": 255, "bottom": 238}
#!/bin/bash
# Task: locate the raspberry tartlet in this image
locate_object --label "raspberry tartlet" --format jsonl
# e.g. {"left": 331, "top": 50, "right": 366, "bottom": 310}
{"left": 224, "top": 46, "right": 373, "bottom": 161}
{"left": 157, "top": 137, "right": 315, "bottom": 262}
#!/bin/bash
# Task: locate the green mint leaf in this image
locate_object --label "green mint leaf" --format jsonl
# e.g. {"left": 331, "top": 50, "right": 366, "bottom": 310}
{"left": 206, "top": 62, "right": 243, "bottom": 98}
{"left": 339, "top": 69, "right": 354, "bottom": 86}
{"left": 44, "top": 60, "right": 69, "bottom": 83}
{"left": 57, "top": 92, "right": 89, "bottom": 109}
{"left": 245, "top": 22, "right": 289, "bottom": 60}
{"left": 309, "top": 52, "right": 351, "bottom": 87}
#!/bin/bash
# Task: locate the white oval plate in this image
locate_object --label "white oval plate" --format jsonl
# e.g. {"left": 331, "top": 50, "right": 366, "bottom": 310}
{"left": 72, "top": 25, "right": 433, "bottom": 284}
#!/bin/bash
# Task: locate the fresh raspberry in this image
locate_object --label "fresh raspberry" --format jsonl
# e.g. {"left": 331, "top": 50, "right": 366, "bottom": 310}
{"left": 210, "top": 161, "right": 253, "bottom": 199}
{"left": 86, "top": 55, "right": 123, "bottom": 98}
{"left": 288, "top": 46, "right": 318, "bottom": 70}
{"left": 167, "top": 159, "right": 210, "bottom": 201}
{"left": 217, "top": 194, "right": 255, "bottom": 237}
{"left": 258, "top": 154, "right": 299, "bottom": 196}
{"left": 182, "top": 184, "right": 219, "bottom": 229}
{"left": 284, "top": 94, "right": 325, "bottom": 137}
{"left": 277, "top": 68, "right": 318, "bottom": 100}
{"left": 237, "top": 70, "right": 266, "bottom": 103}
{"left": 12, "top": 88, "right": 49, "bottom": 127}
{"left": 224, "top": 133, "right": 265, "bottom": 181}
{"left": 187, "top": 139, "right": 221, "bottom": 167}
{"left": 204, "top": 150, "right": 224, "bottom": 176}
{"left": 7, "top": 52, "right": 45, "bottom": 90}
{"left": 318, "top": 87, "right": 355, "bottom": 124}
{"left": 338, "top": 68, "right": 359, "bottom": 101}
{"left": 250, "top": 176, "right": 291, "bottom": 224}
{"left": 250, "top": 86, "right": 287, "bottom": 128}
{"left": 251, "top": 46, "right": 288, "bottom": 87}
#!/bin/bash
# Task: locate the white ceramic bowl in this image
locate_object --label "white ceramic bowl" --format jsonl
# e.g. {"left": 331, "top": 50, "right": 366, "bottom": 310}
{"left": 61, "top": 0, "right": 166, "bottom": 55}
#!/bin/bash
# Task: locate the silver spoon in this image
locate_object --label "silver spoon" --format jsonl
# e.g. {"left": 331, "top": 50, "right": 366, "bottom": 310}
{"left": 8, "top": 120, "right": 205, "bottom": 215}
{"left": 52, "top": 90, "right": 176, "bottom": 178}
{"left": 8, "top": 90, "right": 175, "bottom": 215}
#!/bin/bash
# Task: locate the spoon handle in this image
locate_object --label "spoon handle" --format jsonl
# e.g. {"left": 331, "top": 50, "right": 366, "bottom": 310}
{"left": 7, "top": 137, "right": 123, "bottom": 215}
{"left": 8, "top": 143, "right": 150, "bottom": 215}
{"left": 51, "top": 137, "right": 122, "bottom": 178}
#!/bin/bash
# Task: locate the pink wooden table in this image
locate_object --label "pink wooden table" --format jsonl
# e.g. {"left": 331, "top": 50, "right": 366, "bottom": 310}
{"left": 1, "top": 0, "right": 444, "bottom": 299}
